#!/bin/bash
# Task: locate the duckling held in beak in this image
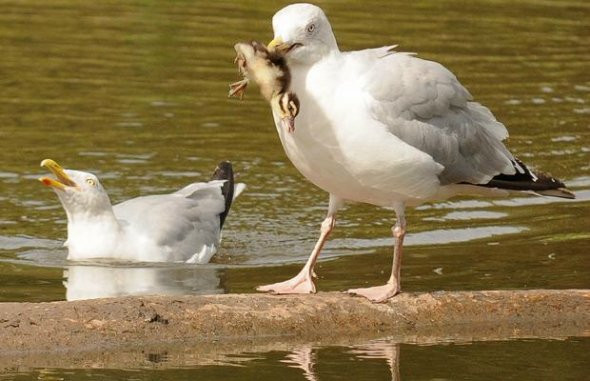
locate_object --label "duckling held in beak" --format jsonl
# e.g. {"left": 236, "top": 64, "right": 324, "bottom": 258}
{"left": 229, "top": 40, "right": 299, "bottom": 133}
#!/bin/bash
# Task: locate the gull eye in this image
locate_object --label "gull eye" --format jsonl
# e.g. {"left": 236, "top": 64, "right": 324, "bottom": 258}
{"left": 85, "top": 178, "right": 96, "bottom": 186}
{"left": 306, "top": 23, "right": 316, "bottom": 34}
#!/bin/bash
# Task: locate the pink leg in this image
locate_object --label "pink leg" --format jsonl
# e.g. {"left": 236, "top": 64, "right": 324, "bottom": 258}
{"left": 348, "top": 209, "right": 406, "bottom": 303}
{"left": 257, "top": 216, "right": 335, "bottom": 294}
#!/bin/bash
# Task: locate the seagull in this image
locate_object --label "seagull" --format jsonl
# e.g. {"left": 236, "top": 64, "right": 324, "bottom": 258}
{"left": 39, "top": 159, "right": 245, "bottom": 263}
{"left": 256, "top": 3, "right": 575, "bottom": 302}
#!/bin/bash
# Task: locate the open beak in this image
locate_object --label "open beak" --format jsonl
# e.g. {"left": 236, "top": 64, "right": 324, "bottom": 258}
{"left": 268, "top": 37, "right": 302, "bottom": 55}
{"left": 39, "top": 159, "right": 77, "bottom": 190}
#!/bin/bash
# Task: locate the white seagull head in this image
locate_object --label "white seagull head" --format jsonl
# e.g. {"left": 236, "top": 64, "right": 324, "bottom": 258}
{"left": 270, "top": 3, "right": 338, "bottom": 65}
{"left": 39, "top": 159, "right": 113, "bottom": 219}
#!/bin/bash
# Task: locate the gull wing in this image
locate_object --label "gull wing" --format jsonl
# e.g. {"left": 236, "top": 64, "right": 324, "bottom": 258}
{"left": 113, "top": 181, "right": 226, "bottom": 263}
{"left": 353, "top": 47, "right": 515, "bottom": 185}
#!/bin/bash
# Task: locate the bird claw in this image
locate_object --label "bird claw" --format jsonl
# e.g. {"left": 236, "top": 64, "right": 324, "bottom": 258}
{"left": 347, "top": 283, "right": 400, "bottom": 303}
{"left": 228, "top": 79, "right": 249, "bottom": 99}
{"left": 281, "top": 116, "right": 296, "bottom": 133}
{"left": 230, "top": 53, "right": 249, "bottom": 99}
{"left": 257, "top": 271, "right": 316, "bottom": 294}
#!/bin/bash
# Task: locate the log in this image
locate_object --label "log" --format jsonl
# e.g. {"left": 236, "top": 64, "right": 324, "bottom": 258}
{"left": 1, "top": 290, "right": 588, "bottom": 358}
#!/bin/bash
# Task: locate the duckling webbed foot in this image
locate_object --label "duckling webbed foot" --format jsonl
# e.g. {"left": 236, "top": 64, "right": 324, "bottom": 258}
{"left": 281, "top": 117, "right": 296, "bottom": 133}
{"left": 228, "top": 79, "right": 249, "bottom": 99}
{"left": 277, "top": 91, "right": 300, "bottom": 133}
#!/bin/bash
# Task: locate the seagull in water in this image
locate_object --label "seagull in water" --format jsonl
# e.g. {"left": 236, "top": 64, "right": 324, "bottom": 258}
{"left": 256, "top": 3, "right": 575, "bottom": 302}
{"left": 39, "top": 159, "right": 245, "bottom": 263}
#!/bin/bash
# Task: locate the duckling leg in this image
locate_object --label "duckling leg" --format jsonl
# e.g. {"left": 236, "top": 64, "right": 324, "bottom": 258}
{"left": 281, "top": 117, "right": 296, "bottom": 133}
{"left": 228, "top": 79, "right": 249, "bottom": 99}
{"left": 257, "top": 194, "right": 342, "bottom": 294}
{"left": 278, "top": 92, "right": 299, "bottom": 133}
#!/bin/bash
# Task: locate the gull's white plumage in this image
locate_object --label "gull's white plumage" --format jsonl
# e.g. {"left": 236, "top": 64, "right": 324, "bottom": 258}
{"left": 257, "top": 3, "right": 573, "bottom": 302}
{"left": 271, "top": 32, "right": 513, "bottom": 205}
{"left": 110, "top": 181, "right": 227, "bottom": 263}
{"left": 40, "top": 160, "right": 244, "bottom": 263}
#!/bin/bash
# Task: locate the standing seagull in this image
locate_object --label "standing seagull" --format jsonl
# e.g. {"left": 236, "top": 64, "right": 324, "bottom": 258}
{"left": 256, "top": 3, "right": 574, "bottom": 302}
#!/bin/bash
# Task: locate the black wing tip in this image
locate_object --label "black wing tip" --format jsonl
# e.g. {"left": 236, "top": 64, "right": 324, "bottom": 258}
{"left": 211, "top": 161, "right": 234, "bottom": 229}
{"left": 477, "top": 158, "right": 575, "bottom": 199}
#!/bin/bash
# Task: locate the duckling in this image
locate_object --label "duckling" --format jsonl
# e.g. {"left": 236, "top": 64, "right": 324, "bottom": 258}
{"left": 229, "top": 41, "right": 300, "bottom": 133}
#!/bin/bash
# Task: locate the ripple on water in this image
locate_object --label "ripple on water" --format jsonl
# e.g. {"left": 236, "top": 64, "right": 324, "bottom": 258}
{"left": 424, "top": 210, "right": 508, "bottom": 221}
{"left": 150, "top": 100, "right": 177, "bottom": 107}
{"left": 540, "top": 86, "right": 554, "bottom": 93}
{"left": 115, "top": 122, "right": 144, "bottom": 128}
{"left": 0, "top": 171, "right": 18, "bottom": 179}
{"left": 78, "top": 151, "right": 108, "bottom": 157}
{"left": 550, "top": 135, "right": 578, "bottom": 142}
{"left": 160, "top": 171, "right": 203, "bottom": 178}
{"left": 573, "top": 107, "right": 590, "bottom": 114}
{"left": 327, "top": 225, "right": 528, "bottom": 252}
{"left": 0, "top": 235, "right": 62, "bottom": 251}
{"left": 493, "top": 189, "right": 589, "bottom": 207}
{"left": 417, "top": 189, "right": 587, "bottom": 211}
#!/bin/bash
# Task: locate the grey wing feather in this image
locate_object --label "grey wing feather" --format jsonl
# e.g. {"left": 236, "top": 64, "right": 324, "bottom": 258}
{"left": 114, "top": 181, "right": 226, "bottom": 261}
{"left": 358, "top": 47, "right": 515, "bottom": 184}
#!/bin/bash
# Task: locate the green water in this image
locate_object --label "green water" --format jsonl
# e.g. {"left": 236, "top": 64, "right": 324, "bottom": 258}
{"left": 2, "top": 338, "right": 589, "bottom": 380}
{"left": 0, "top": 0, "right": 589, "bottom": 379}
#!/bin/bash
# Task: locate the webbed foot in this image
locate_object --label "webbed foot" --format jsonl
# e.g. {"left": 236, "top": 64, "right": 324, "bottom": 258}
{"left": 228, "top": 79, "right": 249, "bottom": 99}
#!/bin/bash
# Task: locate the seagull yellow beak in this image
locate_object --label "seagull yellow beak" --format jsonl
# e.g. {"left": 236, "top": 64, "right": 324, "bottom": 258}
{"left": 267, "top": 37, "right": 283, "bottom": 50}
{"left": 268, "top": 37, "right": 302, "bottom": 55}
{"left": 39, "top": 159, "right": 77, "bottom": 190}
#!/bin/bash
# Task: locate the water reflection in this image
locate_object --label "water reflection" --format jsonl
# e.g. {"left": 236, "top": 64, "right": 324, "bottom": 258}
{"left": 4, "top": 337, "right": 588, "bottom": 380}
{"left": 282, "top": 340, "right": 401, "bottom": 381}
{"left": 350, "top": 339, "right": 401, "bottom": 381}
{"left": 282, "top": 345, "right": 317, "bottom": 381}
{"left": 328, "top": 225, "right": 527, "bottom": 251}
{"left": 64, "top": 265, "right": 222, "bottom": 301}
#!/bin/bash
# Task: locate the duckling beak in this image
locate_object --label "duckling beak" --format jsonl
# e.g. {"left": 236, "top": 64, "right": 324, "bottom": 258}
{"left": 39, "top": 159, "right": 77, "bottom": 190}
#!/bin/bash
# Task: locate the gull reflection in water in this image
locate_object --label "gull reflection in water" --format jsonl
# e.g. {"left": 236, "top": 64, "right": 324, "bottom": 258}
{"left": 349, "top": 339, "right": 401, "bottom": 380}
{"left": 64, "top": 265, "right": 223, "bottom": 301}
{"left": 282, "top": 340, "right": 400, "bottom": 381}
{"left": 282, "top": 345, "right": 318, "bottom": 381}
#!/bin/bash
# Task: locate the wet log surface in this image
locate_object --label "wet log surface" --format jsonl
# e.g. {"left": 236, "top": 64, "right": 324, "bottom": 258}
{"left": 1, "top": 290, "right": 588, "bottom": 360}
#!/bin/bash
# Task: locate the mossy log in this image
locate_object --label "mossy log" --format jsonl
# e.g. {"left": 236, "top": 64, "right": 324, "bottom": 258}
{"left": 1, "top": 290, "right": 588, "bottom": 357}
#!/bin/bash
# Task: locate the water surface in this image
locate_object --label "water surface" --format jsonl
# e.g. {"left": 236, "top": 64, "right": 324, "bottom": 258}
{"left": 2, "top": 337, "right": 589, "bottom": 380}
